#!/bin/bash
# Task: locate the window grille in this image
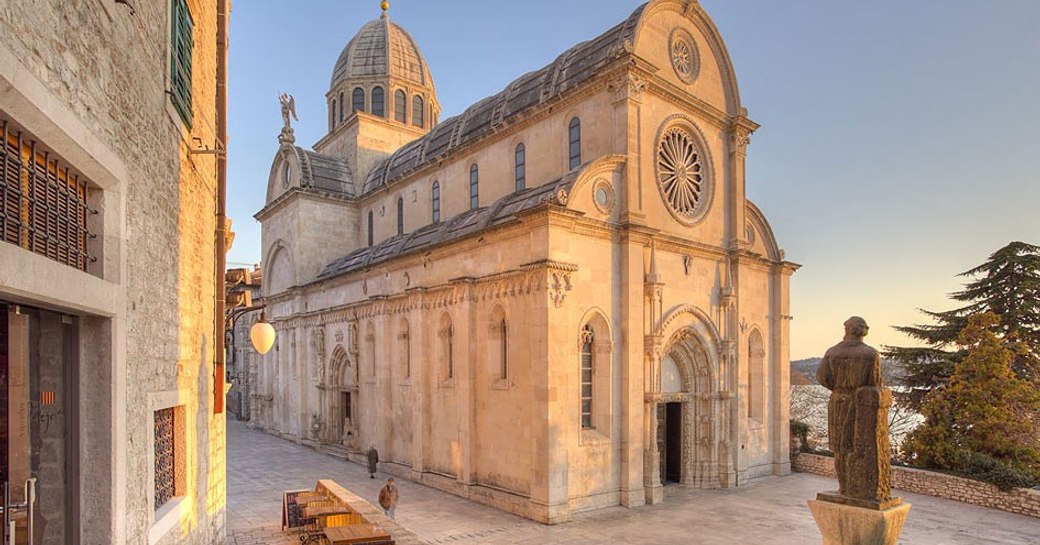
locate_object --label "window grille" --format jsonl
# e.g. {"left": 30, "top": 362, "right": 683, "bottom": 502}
{"left": 1, "top": 118, "right": 98, "bottom": 271}
{"left": 515, "top": 143, "right": 526, "bottom": 192}
{"left": 372, "top": 87, "right": 386, "bottom": 118}
{"left": 395, "top": 90, "right": 407, "bottom": 123}
{"left": 581, "top": 326, "right": 594, "bottom": 429}
{"left": 568, "top": 118, "right": 581, "bottom": 170}
{"left": 396, "top": 196, "right": 404, "bottom": 235}
{"left": 431, "top": 181, "right": 440, "bottom": 223}
{"left": 412, "top": 96, "right": 424, "bottom": 128}
{"left": 154, "top": 408, "right": 176, "bottom": 510}
{"left": 469, "top": 164, "right": 479, "bottom": 210}
{"left": 169, "top": 0, "right": 194, "bottom": 128}
{"left": 352, "top": 88, "right": 365, "bottom": 113}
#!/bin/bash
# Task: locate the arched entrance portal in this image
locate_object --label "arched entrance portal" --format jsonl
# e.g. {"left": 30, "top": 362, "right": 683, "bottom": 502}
{"left": 324, "top": 345, "right": 358, "bottom": 448}
{"left": 655, "top": 328, "right": 721, "bottom": 487}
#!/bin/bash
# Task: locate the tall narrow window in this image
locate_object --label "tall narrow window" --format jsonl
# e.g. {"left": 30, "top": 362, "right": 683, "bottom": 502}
{"left": 330, "top": 99, "right": 336, "bottom": 129}
{"left": 412, "top": 95, "right": 424, "bottom": 128}
{"left": 367, "top": 210, "right": 374, "bottom": 247}
{"left": 338, "top": 92, "right": 344, "bottom": 122}
{"left": 447, "top": 325, "right": 454, "bottom": 379}
{"left": 580, "top": 326, "right": 594, "bottom": 429}
{"left": 372, "top": 86, "right": 385, "bottom": 117}
{"left": 396, "top": 196, "right": 404, "bottom": 235}
{"left": 352, "top": 87, "right": 365, "bottom": 113}
{"left": 400, "top": 319, "right": 411, "bottom": 379}
{"left": 154, "top": 407, "right": 181, "bottom": 509}
{"left": 431, "top": 181, "right": 441, "bottom": 223}
{"left": 469, "top": 164, "right": 479, "bottom": 210}
{"left": 169, "top": 0, "right": 194, "bottom": 128}
{"left": 514, "top": 143, "right": 526, "bottom": 192}
{"left": 568, "top": 117, "right": 581, "bottom": 169}
{"left": 748, "top": 330, "right": 765, "bottom": 420}
{"left": 395, "top": 90, "right": 407, "bottom": 123}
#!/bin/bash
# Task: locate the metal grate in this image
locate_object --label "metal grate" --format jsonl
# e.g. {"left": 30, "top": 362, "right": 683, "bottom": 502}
{"left": 581, "top": 327, "right": 594, "bottom": 429}
{"left": 154, "top": 408, "right": 176, "bottom": 510}
{"left": 1, "top": 117, "right": 97, "bottom": 271}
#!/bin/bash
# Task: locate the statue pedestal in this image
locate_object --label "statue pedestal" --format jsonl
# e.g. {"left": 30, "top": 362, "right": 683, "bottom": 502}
{"left": 808, "top": 498, "right": 911, "bottom": 545}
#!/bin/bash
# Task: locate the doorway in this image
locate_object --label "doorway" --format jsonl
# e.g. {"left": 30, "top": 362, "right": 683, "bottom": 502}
{"left": 656, "top": 402, "right": 683, "bottom": 484}
{"left": 1, "top": 302, "right": 79, "bottom": 545}
{"left": 340, "top": 391, "right": 352, "bottom": 439}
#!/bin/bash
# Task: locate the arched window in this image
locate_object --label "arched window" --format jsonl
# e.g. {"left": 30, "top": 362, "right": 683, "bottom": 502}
{"left": 352, "top": 87, "right": 365, "bottom": 113}
{"left": 568, "top": 117, "right": 581, "bottom": 169}
{"left": 514, "top": 143, "right": 526, "bottom": 192}
{"left": 372, "top": 86, "right": 385, "bottom": 117}
{"left": 580, "top": 325, "right": 594, "bottom": 429}
{"left": 469, "top": 164, "right": 479, "bottom": 210}
{"left": 412, "top": 95, "right": 424, "bottom": 128}
{"left": 367, "top": 210, "right": 374, "bottom": 247}
{"left": 396, "top": 196, "right": 404, "bottom": 236}
{"left": 431, "top": 181, "right": 441, "bottom": 223}
{"left": 338, "top": 92, "right": 344, "bottom": 122}
{"left": 330, "top": 99, "right": 336, "bottom": 129}
{"left": 395, "top": 90, "right": 407, "bottom": 123}
{"left": 489, "top": 306, "right": 508, "bottom": 381}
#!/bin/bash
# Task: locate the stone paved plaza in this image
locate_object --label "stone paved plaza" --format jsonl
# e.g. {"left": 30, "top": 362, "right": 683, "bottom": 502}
{"left": 226, "top": 421, "right": 1040, "bottom": 545}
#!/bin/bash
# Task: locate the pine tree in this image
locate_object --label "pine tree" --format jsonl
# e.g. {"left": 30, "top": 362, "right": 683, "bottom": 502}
{"left": 902, "top": 313, "right": 1040, "bottom": 485}
{"left": 885, "top": 241, "right": 1040, "bottom": 410}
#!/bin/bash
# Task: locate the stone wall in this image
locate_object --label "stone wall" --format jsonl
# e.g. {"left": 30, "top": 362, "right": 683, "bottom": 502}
{"left": 792, "top": 453, "right": 1040, "bottom": 518}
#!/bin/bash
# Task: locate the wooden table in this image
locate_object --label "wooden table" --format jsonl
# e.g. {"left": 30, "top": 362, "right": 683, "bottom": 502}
{"left": 323, "top": 523, "right": 393, "bottom": 545}
{"left": 295, "top": 492, "right": 328, "bottom": 505}
{"left": 303, "top": 504, "right": 355, "bottom": 518}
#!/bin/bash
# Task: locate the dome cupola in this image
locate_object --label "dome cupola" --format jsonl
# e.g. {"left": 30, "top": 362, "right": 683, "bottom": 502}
{"left": 326, "top": 3, "right": 439, "bottom": 133}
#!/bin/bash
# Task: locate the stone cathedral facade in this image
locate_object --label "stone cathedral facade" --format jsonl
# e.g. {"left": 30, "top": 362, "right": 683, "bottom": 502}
{"left": 252, "top": 0, "right": 798, "bottom": 523}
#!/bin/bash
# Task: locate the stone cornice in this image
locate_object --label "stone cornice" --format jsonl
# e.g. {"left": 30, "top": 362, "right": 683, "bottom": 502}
{"left": 254, "top": 186, "right": 355, "bottom": 222}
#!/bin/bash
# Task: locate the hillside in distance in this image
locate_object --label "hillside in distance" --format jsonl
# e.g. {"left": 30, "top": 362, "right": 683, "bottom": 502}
{"left": 791, "top": 357, "right": 903, "bottom": 385}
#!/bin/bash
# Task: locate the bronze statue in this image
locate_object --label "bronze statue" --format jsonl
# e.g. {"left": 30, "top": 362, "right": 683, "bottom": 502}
{"left": 816, "top": 316, "right": 899, "bottom": 509}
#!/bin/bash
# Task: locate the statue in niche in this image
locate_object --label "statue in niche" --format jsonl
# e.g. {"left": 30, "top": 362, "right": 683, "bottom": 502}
{"left": 816, "top": 316, "right": 900, "bottom": 509}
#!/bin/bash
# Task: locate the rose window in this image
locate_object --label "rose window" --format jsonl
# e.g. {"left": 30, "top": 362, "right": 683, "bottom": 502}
{"left": 657, "top": 127, "right": 705, "bottom": 220}
{"left": 669, "top": 29, "right": 698, "bottom": 83}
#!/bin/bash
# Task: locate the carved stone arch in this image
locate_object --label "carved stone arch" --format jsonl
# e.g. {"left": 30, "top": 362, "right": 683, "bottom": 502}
{"left": 633, "top": 0, "right": 743, "bottom": 115}
{"left": 746, "top": 201, "right": 782, "bottom": 261}
{"left": 263, "top": 239, "right": 297, "bottom": 296}
{"left": 577, "top": 307, "right": 613, "bottom": 350}
{"left": 654, "top": 304, "right": 722, "bottom": 361}
{"left": 664, "top": 328, "right": 714, "bottom": 394}
{"left": 328, "top": 344, "right": 352, "bottom": 388}
{"left": 565, "top": 154, "right": 626, "bottom": 215}
{"left": 265, "top": 144, "right": 302, "bottom": 203}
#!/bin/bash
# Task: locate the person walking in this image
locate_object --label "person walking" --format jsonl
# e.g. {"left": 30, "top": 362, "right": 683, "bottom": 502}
{"left": 366, "top": 445, "right": 379, "bottom": 479}
{"left": 378, "top": 477, "right": 399, "bottom": 520}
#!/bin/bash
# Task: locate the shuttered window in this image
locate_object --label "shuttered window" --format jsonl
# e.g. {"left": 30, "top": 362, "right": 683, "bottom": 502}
{"left": 169, "top": 0, "right": 194, "bottom": 129}
{"left": 1, "top": 117, "right": 97, "bottom": 272}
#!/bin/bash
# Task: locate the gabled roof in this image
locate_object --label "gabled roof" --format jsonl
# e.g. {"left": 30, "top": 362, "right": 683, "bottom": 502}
{"left": 314, "top": 168, "right": 584, "bottom": 283}
{"left": 360, "top": 3, "right": 646, "bottom": 195}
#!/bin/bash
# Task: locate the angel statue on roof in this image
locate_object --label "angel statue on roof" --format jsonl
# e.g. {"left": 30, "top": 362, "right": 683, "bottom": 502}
{"left": 279, "top": 93, "right": 298, "bottom": 130}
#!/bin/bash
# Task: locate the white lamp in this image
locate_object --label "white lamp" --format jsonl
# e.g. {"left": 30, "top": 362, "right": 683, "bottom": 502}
{"left": 249, "top": 308, "right": 276, "bottom": 354}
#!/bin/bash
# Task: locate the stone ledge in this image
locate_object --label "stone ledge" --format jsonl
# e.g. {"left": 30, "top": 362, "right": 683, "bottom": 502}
{"left": 793, "top": 452, "right": 1040, "bottom": 518}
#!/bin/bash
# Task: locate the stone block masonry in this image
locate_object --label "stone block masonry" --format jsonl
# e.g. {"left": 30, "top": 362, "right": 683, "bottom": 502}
{"left": 793, "top": 453, "right": 1040, "bottom": 518}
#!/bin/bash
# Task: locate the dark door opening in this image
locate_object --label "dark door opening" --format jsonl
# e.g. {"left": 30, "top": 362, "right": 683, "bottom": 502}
{"left": 656, "top": 402, "right": 683, "bottom": 484}
{"left": 340, "top": 391, "right": 352, "bottom": 439}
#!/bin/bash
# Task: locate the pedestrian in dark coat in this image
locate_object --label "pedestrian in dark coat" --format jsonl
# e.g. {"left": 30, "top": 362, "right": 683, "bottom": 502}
{"left": 366, "top": 445, "right": 379, "bottom": 478}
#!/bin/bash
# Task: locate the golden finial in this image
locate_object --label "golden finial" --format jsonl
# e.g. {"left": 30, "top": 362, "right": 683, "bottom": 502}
{"left": 381, "top": 1, "right": 390, "bottom": 13}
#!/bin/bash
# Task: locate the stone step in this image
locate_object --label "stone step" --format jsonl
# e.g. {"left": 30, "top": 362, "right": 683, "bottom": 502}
{"left": 319, "top": 443, "right": 351, "bottom": 460}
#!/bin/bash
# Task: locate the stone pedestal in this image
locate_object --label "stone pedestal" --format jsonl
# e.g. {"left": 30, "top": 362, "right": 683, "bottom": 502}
{"left": 808, "top": 499, "right": 911, "bottom": 545}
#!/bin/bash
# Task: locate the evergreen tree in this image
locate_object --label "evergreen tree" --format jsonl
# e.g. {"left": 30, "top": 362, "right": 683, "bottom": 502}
{"left": 885, "top": 241, "right": 1040, "bottom": 410}
{"left": 902, "top": 313, "right": 1040, "bottom": 485}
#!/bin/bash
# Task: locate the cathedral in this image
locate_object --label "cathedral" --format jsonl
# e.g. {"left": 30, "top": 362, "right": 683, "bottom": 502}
{"left": 252, "top": 0, "right": 798, "bottom": 523}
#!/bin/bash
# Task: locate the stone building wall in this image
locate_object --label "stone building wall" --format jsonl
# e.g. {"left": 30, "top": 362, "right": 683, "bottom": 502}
{"left": 0, "top": 1, "right": 226, "bottom": 544}
{"left": 792, "top": 453, "right": 1040, "bottom": 519}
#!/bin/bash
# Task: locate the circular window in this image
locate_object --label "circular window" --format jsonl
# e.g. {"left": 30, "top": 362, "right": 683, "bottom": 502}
{"left": 669, "top": 28, "right": 699, "bottom": 84}
{"left": 591, "top": 179, "right": 615, "bottom": 214}
{"left": 656, "top": 125, "right": 711, "bottom": 224}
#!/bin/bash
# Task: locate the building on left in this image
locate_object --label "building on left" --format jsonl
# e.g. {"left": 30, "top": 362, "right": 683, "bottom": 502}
{"left": 0, "top": 1, "right": 230, "bottom": 544}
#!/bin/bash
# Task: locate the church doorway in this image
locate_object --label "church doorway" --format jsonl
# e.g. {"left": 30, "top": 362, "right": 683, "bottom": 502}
{"left": 656, "top": 402, "right": 683, "bottom": 484}
{"left": 340, "top": 391, "right": 352, "bottom": 439}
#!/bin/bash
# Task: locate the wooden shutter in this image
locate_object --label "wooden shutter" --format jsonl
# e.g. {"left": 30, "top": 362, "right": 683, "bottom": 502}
{"left": 170, "top": 0, "right": 194, "bottom": 128}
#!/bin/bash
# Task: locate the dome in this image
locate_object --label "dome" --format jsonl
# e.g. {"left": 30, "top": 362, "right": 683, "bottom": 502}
{"left": 330, "top": 14, "right": 434, "bottom": 91}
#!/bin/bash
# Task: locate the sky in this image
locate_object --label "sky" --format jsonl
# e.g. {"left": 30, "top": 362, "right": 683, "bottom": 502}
{"left": 226, "top": 1, "right": 1040, "bottom": 359}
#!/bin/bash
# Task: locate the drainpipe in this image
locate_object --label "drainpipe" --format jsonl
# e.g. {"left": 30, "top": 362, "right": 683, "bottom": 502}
{"left": 214, "top": 0, "right": 229, "bottom": 414}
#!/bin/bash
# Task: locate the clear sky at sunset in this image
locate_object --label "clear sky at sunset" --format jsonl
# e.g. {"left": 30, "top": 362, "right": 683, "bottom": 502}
{"left": 225, "top": 1, "right": 1040, "bottom": 359}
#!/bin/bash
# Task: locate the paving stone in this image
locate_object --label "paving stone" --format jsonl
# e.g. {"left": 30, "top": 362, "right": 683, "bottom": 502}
{"left": 227, "top": 420, "right": 1040, "bottom": 544}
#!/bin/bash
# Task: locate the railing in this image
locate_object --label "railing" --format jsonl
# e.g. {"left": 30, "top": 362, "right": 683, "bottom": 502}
{"left": 1, "top": 116, "right": 98, "bottom": 271}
